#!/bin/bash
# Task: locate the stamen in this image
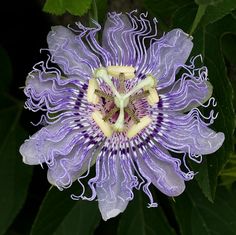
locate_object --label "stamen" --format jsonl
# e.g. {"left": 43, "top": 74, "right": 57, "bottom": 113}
{"left": 130, "top": 90, "right": 150, "bottom": 102}
{"left": 145, "top": 88, "right": 159, "bottom": 106}
{"left": 119, "top": 73, "right": 126, "bottom": 93}
{"left": 87, "top": 78, "right": 99, "bottom": 104}
{"left": 127, "top": 116, "right": 152, "bottom": 139}
{"left": 103, "top": 106, "right": 119, "bottom": 121}
{"left": 94, "top": 90, "right": 113, "bottom": 101}
{"left": 107, "top": 66, "right": 135, "bottom": 79}
{"left": 124, "top": 75, "right": 156, "bottom": 99}
{"left": 125, "top": 107, "right": 139, "bottom": 124}
{"left": 92, "top": 110, "right": 113, "bottom": 137}
{"left": 143, "top": 75, "right": 156, "bottom": 89}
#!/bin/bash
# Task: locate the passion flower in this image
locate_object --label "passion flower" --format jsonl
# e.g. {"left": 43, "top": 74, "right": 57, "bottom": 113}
{"left": 19, "top": 12, "right": 225, "bottom": 221}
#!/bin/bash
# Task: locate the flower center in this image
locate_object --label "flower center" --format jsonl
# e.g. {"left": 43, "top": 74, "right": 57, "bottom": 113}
{"left": 87, "top": 66, "right": 159, "bottom": 138}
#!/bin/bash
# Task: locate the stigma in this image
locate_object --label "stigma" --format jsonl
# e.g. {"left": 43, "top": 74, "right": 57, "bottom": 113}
{"left": 87, "top": 66, "right": 160, "bottom": 138}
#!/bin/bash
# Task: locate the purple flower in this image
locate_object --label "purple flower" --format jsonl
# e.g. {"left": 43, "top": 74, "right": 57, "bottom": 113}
{"left": 20, "top": 12, "right": 225, "bottom": 221}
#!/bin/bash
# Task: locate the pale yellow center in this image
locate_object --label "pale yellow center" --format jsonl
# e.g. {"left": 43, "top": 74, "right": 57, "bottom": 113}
{"left": 87, "top": 66, "right": 159, "bottom": 138}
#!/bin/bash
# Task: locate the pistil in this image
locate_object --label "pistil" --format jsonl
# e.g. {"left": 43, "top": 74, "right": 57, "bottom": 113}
{"left": 88, "top": 67, "right": 158, "bottom": 138}
{"left": 113, "top": 105, "right": 125, "bottom": 131}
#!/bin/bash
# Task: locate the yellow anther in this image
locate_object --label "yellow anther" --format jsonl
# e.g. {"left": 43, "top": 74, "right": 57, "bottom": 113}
{"left": 107, "top": 66, "right": 135, "bottom": 79}
{"left": 143, "top": 75, "right": 156, "bottom": 90}
{"left": 92, "top": 111, "right": 113, "bottom": 137}
{"left": 87, "top": 79, "right": 99, "bottom": 105}
{"left": 127, "top": 116, "right": 152, "bottom": 139}
{"left": 146, "top": 88, "right": 159, "bottom": 106}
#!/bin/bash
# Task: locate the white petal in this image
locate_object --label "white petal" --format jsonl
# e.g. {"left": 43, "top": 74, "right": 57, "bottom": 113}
{"left": 19, "top": 122, "right": 77, "bottom": 165}
{"left": 97, "top": 194, "right": 129, "bottom": 221}
{"left": 47, "top": 26, "right": 97, "bottom": 76}
{"left": 20, "top": 141, "right": 42, "bottom": 165}
{"left": 96, "top": 155, "right": 130, "bottom": 221}
{"left": 159, "top": 112, "right": 225, "bottom": 155}
{"left": 135, "top": 145, "right": 185, "bottom": 197}
{"left": 148, "top": 29, "right": 193, "bottom": 88}
{"left": 102, "top": 13, "right": 133, "bottom": 65}
{"left": 47, "top": 143, "right": 98, "bottom": 188}
{"left": 161, "top": 78, "right": 213, "bottom": 112}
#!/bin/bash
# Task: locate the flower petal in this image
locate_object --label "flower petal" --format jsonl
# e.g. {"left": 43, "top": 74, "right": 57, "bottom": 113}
{"left": 102, "top": 12, "right": 132, "bottom": 66}
{"left": 134, "top": 140, "right": 186, "bottom": 197}
{"left": 19, "top": 121, "right": 86, "bottom": 165}
{"left": 148, "top": 29, "right": 193, "bottom": 89}
{"left": 19, "top": 122, "right": 64, "bottom": 165}
{"left": 97, "top": 188, "right": 129, "bottom": 221}
{"left": 24, "top": 69, "right": 82, "bottom": 113}
{"left": 150, "top": 111, "right": 225, "bottom": 157}
{"left": 95, "top": 141, "right": 136, "bottom": 221}
{"left": 47, "top": 141, "right": 100, "bottom": 188}
{"left": 47, "top": 26, "right": 98, "bottom": 77}
{"left": 161, "top": 78, "right": 213, "bottom": 112}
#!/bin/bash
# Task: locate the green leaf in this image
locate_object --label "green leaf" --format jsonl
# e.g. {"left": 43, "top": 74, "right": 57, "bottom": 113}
{"left": 172, "top": 1, "right": 236, "bottom": 33}
{"left": 171, "top": 3, "right": 196, "bottom": 32}
{"left": 89, "top": 0, "right": 98, "bottom": 29}
{"left": 118, "top": 191, "right": 176, "bottom": 235}
{"left": 173, "top": 181, "right": 236, "bottom": 235}
{"left": 144, "top": 0, "right": 192, "bottom": 30}
{"left": 43, "top": 0, "right": 92, "bottom": 16}
{"left": 194, "top": 0, "right": 222, "bottom": 5}
{"left": 96, "top": 0, "right": 108, "bottom": 24}
{"left": 144, "top": 0, "right": 188, "bottom": 17}
{"left": 201, "top": 0, "right": 236, "bottom": 25}
{"left": 222, "top": 33, "right": 236, "bottom": 64}
{"left": 0, "top": 47, "right": 32, "bottom": 235}
{"left": 43, "top": 0, "right": 65, "bottom": 15}
{"left": 53, "top": 201, "right": 100, "bottom": 235}
{"left": 64, "top": 0, "right": 92, "bottom": 16}
{"left": 190, "top": 4, "right": 207, "bottom": 35}
{"left": 220, "top": 154, "right": 236, "bottom": 186}
{"left": 31, "top": 184, "right": 100, "bottom": 235}
{"left": 0, "top": 101, "right": 32, "bottom": 235}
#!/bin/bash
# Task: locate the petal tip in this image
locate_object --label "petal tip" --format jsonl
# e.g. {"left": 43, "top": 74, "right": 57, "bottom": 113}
{"left": 102, "top": 209, "right": 123, "bottom": 221}
{"left": 168, "top": 182, "right": 186, "bottom": 197}
{"left": 19, "top": 142, "right": 41, "bottom": 165}
{"left": 160, "top": 177, "right": 186, "bottom": 197}
{"left": 217, "top": 132, "right": 225, "bottom": 148}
